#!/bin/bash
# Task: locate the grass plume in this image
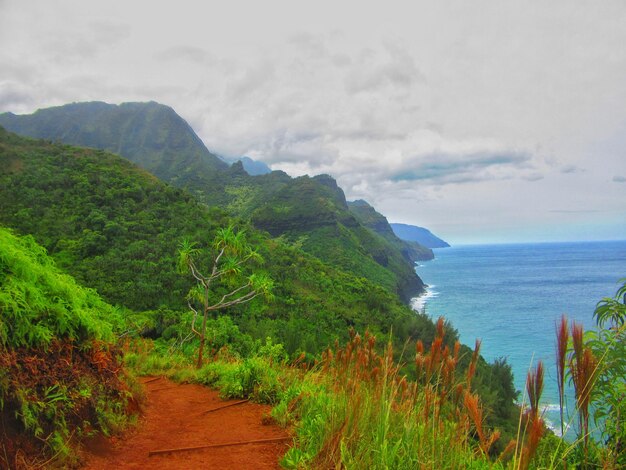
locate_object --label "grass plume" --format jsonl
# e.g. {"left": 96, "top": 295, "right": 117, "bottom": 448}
{"left": 555, "top": 315, "right": 569, "bottom": 437}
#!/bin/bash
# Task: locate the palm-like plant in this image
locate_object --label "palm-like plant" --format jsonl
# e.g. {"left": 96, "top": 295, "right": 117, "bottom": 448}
{"left": 178, "top": 226, "right": 273, "bottom": 368}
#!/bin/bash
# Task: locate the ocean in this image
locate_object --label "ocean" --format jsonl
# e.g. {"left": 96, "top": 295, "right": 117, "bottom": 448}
{"left": 411, "top": 240, "right": 626, "bottom": 436}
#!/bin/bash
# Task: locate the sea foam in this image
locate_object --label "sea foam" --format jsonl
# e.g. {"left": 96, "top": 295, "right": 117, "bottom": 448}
{"left": 411, "top": 285, "right": 438, "bottom": 313}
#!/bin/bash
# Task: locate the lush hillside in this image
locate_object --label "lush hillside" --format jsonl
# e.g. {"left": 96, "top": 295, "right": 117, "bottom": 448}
{"left": 0, "top": 101, "right": 228, "bottom": 195}
{"left": 0, "top": 125, "right": 210, "bottom": 310}
{"left": 390, "top": 222, "right": 450, "bottom": 248}
{"left": 0, "top": 227, "right": 138, "bottom": 467}
{"left": 0, "top": 127, "right": 521, "bottom": 454}
{"left": 1, "top": 102, "right": 427, "bottom": 302}
{"left": 250, "top": 175, "right": 425, "bottom": 302}
{"left": 0, "top": 127, "right": 432, "bottom": 354}
{"left": 348, "top": 199, "right": 434, "bottom": 262}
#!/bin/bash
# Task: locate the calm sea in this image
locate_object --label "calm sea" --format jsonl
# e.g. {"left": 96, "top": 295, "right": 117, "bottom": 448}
{"left": 411, "top": 240, "right": 626, "bottom": 436}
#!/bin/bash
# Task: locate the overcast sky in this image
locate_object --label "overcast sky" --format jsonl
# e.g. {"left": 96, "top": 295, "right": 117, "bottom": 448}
{"left": 1, "top": 0, "right": 625, "bottom": 244}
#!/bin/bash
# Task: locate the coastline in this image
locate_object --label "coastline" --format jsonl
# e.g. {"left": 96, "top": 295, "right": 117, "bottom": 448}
{"left": 410, "top": 284, "right": 438, "bottom": 313}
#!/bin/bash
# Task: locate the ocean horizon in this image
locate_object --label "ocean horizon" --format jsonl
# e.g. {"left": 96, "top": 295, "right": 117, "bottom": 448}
{"left": 411, "top": 239, "right": 626, "bottom": 436}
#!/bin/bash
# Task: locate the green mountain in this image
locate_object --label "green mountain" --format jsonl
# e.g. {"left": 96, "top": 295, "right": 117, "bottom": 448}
{"left": 0, "top": 102, "right": 426, "bottom": 302}
{"left": 0, "top": 101, "right": 228, "bottom": 195}
{"left": 240, "top": 156, "right": 272, "bottom": 175}
{"left": 249, "top": 175, "right": 425, "bottom": 301}
{"left": 347, "top": 199, "right": 434, "bottom": 263}
{"left": 390, "top": 222, "right": 450, "bottom": 248}
{"left": 0, "top": 126, "right": 434, "bottom": 353}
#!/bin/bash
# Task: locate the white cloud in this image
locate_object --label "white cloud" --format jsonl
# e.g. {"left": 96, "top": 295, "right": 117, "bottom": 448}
{"left": 1, "top": 0, "right": 625, "bottom": 242}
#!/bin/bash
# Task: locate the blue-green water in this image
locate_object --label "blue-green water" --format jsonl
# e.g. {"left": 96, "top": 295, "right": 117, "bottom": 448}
{"left": 412, "top": 240, "right": 626, "bottom": 435}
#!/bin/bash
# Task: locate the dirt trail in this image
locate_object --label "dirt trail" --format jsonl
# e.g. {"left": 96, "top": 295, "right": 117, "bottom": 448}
{"left": 81, "top": 377, "right": 290, "bottom": 469}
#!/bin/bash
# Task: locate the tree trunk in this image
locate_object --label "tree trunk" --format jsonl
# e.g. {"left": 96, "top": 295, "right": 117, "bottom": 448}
{"left": 196, "top": 310, "right": 208, "bottom": 369}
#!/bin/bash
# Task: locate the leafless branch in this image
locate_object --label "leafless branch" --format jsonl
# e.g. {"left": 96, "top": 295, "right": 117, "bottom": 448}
{"left": 187, "top": 258, "right": 206, "bottom": 283}
{"left": 188, "top": 300, "right": 201, "bottom": 337}
{"left": 207, "top": 290, "right": 259, "bottom": 311}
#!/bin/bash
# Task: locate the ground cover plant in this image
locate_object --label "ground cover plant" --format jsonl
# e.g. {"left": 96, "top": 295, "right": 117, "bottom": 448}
{"left": 0, "top": 228, "right": 140, "bottom": 468}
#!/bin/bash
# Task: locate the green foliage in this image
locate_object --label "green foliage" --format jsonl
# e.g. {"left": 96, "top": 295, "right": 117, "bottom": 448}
{"left": 179, "top": 226, "right": 274, "bottom": 367}
{"left": 250, "top": 175, "right": 426, "bottom": 302}
{"left": 0, "top": 129, "right": 425, "bottom": 357}
{"left": 0, "top": 101, "right": 229, "bottom": 194}
{"left": 0, "top": 227, "right": 119, "bottom": 348}
{"left": 593, "top": 277, "right": 626, "bottom": 328}
{"left": 195, "top": 357, "right": 283, "bottom": 403}
{"left": 0, "top": 127, "right": 228, "bottom": 311}
{"left": 587, "top": 279, "right": 626, "bottom": 467}
{"left": 125, "top": 336, "right": 288, "bottom": 404}
{"left": 274, "top": 331, "right": 503, "bottom": 469}
{"left": 347, "top": 199, "right": 434, "bottom": 263}
{"left": 0, "top": 228, "right": 138, "bottom": 467}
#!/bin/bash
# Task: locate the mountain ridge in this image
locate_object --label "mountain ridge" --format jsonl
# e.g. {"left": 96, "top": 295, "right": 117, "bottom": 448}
{"left": 348, "top": 200, "right": 434, "bottom": 263}
{"left": 390, "top": 222, "right": 450, "bottom": 248}
{"left": 0, "top": 126, "right": 436, "bottom": 353}
{"left": 0, "top": 100, "right": 228, "bottom": 193}
{"left": 0, "top": 101, "right": 429, "bottom": 301}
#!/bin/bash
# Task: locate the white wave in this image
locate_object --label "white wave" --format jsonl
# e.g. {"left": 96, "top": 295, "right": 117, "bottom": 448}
{"left": 544, "top": 418, "right": 571, "bottom": 438}
{"left": 541, "top": 403, "right": 562, "bottom": 412}
{"left": 411, "top": 286, "right": 438, "bottom": 312}
{"left": 544, "top": 417, "right": 560, "bottom": 436}
{"left": 540, "top": 404, "right": 570, "bottom": 437}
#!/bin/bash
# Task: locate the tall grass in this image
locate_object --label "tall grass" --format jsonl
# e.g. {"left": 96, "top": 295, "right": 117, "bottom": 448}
{"left": 551, "top": 316, "right": 605, "bottom": 468}
{"left": 124, "top": 306, "right": 626, "bottom": 469}
{"left": 512, "top": 361, "right": 544, "bottom": 470}
{"left": 276, "top": 321, "right": 515, "bottom": 469}
{"left": 555, "top": 315, "right": 569, "bottom": 438}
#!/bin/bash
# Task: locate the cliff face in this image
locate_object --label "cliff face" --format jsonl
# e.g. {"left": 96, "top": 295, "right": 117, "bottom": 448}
{"left": 390, "top": 223, "right": 450, "bottom": 248}
{"left": 348, "top": 200, "right": 435, "bottom": 263}
{"left": 252, "top": 179, "right": 425, "bottom": 301}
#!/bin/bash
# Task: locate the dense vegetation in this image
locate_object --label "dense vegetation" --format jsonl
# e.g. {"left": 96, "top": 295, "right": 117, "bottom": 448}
{"left": 0, "top": 102, "right": 430, "bottom": 301}
{"left": 0, "top": 126, "right": 522, "bottom": 453}
{"left": 0, "top": 227, "right": 139, "bottom": 467}
{"left": 348, "top": 199, "right": 434, "bottom": 262}
{"left": 0, "top": 127, "right": 436, "bottom": 356}
{"left": 249, "top": 174, "right": 426, "bottom": 301}
{"left": 0, "top": 101, "right": 228, "bottom": 190}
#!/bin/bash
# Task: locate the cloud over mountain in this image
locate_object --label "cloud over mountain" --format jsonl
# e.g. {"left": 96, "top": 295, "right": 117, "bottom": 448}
{"left": 1, "top": 0, "right": 624, "bottom": 242}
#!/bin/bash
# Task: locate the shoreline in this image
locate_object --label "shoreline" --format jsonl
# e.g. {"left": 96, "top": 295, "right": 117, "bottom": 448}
{"left": 410, "top": 284, "right": 438, "bottom": 313}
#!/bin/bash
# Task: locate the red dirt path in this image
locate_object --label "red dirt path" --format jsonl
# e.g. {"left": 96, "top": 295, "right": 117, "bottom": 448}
{"left": 81, "top": 376, "right": 290, "bottom": 469}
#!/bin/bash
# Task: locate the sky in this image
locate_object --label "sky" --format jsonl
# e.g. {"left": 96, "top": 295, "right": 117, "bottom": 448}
{"left": 1, "top": 0, "right": 625, "bottom": 245}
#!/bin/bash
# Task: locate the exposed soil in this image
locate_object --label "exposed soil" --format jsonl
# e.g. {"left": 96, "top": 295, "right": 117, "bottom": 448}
{"left": 0, "top": 340, "right": 135, "bottom": 469}
{"left": 81, "top": 377, "right": 290, "bottom": 470}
